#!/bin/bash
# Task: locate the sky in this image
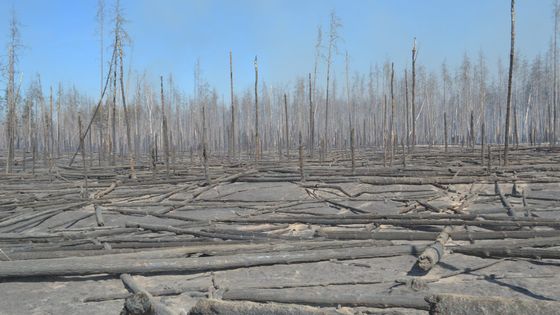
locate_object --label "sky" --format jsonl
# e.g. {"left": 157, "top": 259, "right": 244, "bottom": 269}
{"left": 0, "top": 0, "right": 555, "bottom": 99}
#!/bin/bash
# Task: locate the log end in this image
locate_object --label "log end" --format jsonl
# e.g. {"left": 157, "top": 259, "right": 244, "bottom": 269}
{"left": 121, "top": 292, "right": 154, "bottom": 315}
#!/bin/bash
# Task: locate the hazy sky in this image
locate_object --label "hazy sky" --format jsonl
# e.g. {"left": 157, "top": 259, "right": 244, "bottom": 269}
{"left": 0, "top": 0, "right": 555, "bottom": 98}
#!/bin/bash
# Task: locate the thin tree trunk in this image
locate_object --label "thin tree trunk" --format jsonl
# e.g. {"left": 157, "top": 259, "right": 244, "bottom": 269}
{"left": 284, "top": 94, "right": 289, "bottom": 159}
{"left": 111, "top": 39, "right": 117, "bottom": 166}
{"left": 444, "top": 112, "right": 448, "bottom": 153}
{"left": 57, "top": 84, "right": 61, "bottom": 158}
{"left": 405, "top": 69, "right": 410, "bottom": 150}
{"left": 481, "top": 122, "right": 485, "bottom": 165}
{"left": 554, "top": 0, "right": 559, "bottom": 146}
{"left": 390, "top": 63, "right": 395, "bottom": 166}
{"left": 350, "top": 128, "right": 355, "bottom": 175}
{"left": 309, "top": 73, "right": 314, "bottom": 158}
{"left": 78, "top": 116, "right": 88, "bottom": 198}
{"left": 299, "top": 131, "right": 305, "bottom": 182}
{"left": 254, "top": 56, "right": 260, "bottom": 164}
{"left": 470, "top": 110, "right": 475, "bottom": 150}
{"left": 118, "top": 39, "right": 136, "bottom": 179}
{"left": 504, "top": 0, "right": 515, "bottom": 166}
{"left": 383, "top": 94, "right": 387, "bottom": 167}
{"left": 229, "top": 51, "right": 235, "bottom": 159}
{"left": 514, "top": 103, "right": 519, "bottom": 149}
{"left": 202, "top": 103, "right": 210, "bottom": 184}
{"left": 160, "top": 76, "right": 170, "bottom": 178}
{"left": 412, "top": 38, "right": 417, "bottom": 150}
{"left": 5, "top": 14, "right": 17, "bottom": 174}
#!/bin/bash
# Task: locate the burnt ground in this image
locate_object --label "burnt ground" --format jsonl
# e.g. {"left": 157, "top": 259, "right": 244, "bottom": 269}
{"left": 1, "top": 146, "right": 560, "bottom": 314}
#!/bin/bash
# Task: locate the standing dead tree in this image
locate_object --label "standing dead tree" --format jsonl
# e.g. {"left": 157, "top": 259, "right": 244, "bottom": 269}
{"left": 201, "top": 97, "right": 210, "bottom": 184}
{"left": 405, "top": 69, "right": 410, "bottom": 150}
{"left": 308, "top": 73, "right": 314, "bottom": 157}
{"left": 284, "top": 94, "right": 289, "bottom": 159}
{"left": 160, "top": 76, "right": 170, "bottom": 177}
{"left": 504, "top": 0, "right": 516, "bottom": 165}
{"left": 5, "top": 10, "right": 20, "bottom": 174}
{"left": 383, "top": 94, "right": 387, "bottom": 167}
{"left": 444, "top": 112, "right": 448, "bottom": 153}
{"left": 310, "top": 27, "right": 321, "bottom": 158}
{"left": 554, "top": 0, "right": 559, "bottom": 146}
{"left": 411, "top": 38, "right": 418, "bottom": 151}
{"left": 78, "top": 116, "right": 88, "bottom": 198}
{"left": 324, "top": 11, "right": 341, "bottom": 155}
{"left": 115, "top": 5, "right": 136, "bottom": 179}
{"left": 254, "top": 56, "right": 260, "bottom": 164}
{"left": 229, "top": 51, "right": 236, "bottom": 159}
{"left": 390, "top": 63, "right": 395, "bottom": 166}
{"left": 97, "top": 0, "right": 105, "bottom": 163}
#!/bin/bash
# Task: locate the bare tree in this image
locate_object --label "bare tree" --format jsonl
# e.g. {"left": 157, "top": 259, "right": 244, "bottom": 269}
{"left": 310, "top": 27, "right": 322, "bottom": 157}
{"left": 114, "top": 1, "right": 136, "bottom": 178}
{"left": 229, "top": 51, "right": 236, "bottom": 159}
{"left": 97, "top": 0, "right": 105, "bottom": 163}
{"left": 553, "top": 0, "right": 559, "bottom": 146}
{"left": 324, "top": 10, "right": 341, "bottom": 152}
{"left": 308, "top": 73, "right": 314, "bottom": 157}
{"left": 390, "top": 63, "right": 395, "bottom": 166}
{"left": 504, "top": 0, "right": 516, "bottom": 165}
{"left": 4, "top": 9, "right": 20, "bottom": 174}
{"left": 284, "top": 93, "right": 289, "bottom": 159}
{"left": 405, "top": 69, "right": 410, "bottom": 149}
{"left": 254, "top": 56, "right": 260, "bottom": 163}
{"left": 160, "top": 76, "right": 170, "bottom": 177}
{"left": 411, "top": 38, "right": 418, "bottom": 150}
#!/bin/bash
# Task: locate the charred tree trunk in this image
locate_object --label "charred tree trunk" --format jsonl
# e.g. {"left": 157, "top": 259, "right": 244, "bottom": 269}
{"left": 444, "top": 112, "right": 448, "bottom": 153}
{"left": 78, "top": 116, "right": 88, "bottom": 198}
{"left": 504, "top": 0, "right": 515, "bottom": 165}
{"left": 118, "top": 39, "right": 136, "bottom": 179}
{"left": 390, "top": 63, "right": 395, "bottom": 166}
{"left": 160, "top": 76, "right": 170, "bottom": 178}
{"left": 309, "top": 73, "right": 314, "bottom": 158}
{"left": 254, "top": 56, "right": 260, "bottom": 164}
{"left": 229, "top": 51, "right": 236, "bottom": 160}
{"left": 284, "top": 94, "right": 289, "bottom": 159}
{"left": 411, "top": 38, "right": 417, "bottom": 150}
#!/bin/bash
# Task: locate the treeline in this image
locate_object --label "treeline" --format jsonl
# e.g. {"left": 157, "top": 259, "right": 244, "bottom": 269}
{"left": 1, "top": 1, "right": 557, "bottom": 172}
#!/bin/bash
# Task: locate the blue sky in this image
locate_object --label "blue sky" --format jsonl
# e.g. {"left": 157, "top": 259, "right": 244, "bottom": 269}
{"left": 0, "top": 0, "right": 555, "bottom": 98}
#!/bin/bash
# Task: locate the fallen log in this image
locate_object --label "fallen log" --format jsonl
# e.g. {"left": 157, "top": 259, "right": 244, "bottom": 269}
{"left": 223, "top": 217, "right": 560, "bottom": 229}
{"left": 221, "top": 289, "right": 430, "bottom": 310}
{"left": 0, "top": 244, "right": 424, "bottom": 278}
{"left": 120, "top": 273, "right": 176, "bottom": 315}
{"left": 426, "top": 293, "right": 560, "bottom": 315}
{"left": 451, "top": 246, "right": 560, "bottom": 259}
{"left": 94, "top": 205, "right": 105, "bottom": 226}
{"left": 84, "top": 285, "right": 208, "bottom": 302}
{"left": 316, "top": 229, "right": 560, "bottom": 241}
{"left": 417, "top": 226, "right": 452, "bottom": 271}
{"left": 188, "top": 299, "right": 340, "bottom": 315}
{"left": 125, "top": 222, "right": 280, "bottom": 241}
{"left": 495, "top": 182, "right": 516, "bottom": 217}
{"left": 361, "top": 177, "right": 476, "bottom": 185}
{"left": 93, "top": 180, "right": 119, "bottom": 199}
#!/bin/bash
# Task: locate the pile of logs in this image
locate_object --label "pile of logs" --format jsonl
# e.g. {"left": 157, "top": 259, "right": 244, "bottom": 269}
{"left": 0, "top": 146, "right": 559, "bottom": 314}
